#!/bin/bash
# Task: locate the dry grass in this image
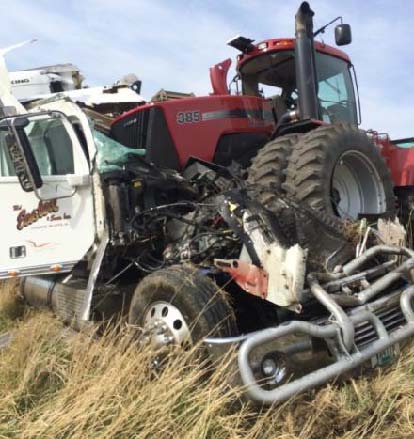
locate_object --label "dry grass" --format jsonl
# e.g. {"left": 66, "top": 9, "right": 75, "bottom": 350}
{"left": 0, "top": 280, "right": 25, "bottom": 332}
{"left": 1, "top": 282, "right": 414, "bottom": 438}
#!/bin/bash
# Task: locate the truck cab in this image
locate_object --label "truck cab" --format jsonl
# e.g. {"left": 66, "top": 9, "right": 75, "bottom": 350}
{"left": 0, "top": 105, "right": 98, "bottom": 282}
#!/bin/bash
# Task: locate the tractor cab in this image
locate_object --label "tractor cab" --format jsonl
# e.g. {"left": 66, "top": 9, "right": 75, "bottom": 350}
{"left": 235, "top": 38, "right": 358, "bottom": 126}
{"left": 215, "top": 2, "right": 358, "bottom": 132}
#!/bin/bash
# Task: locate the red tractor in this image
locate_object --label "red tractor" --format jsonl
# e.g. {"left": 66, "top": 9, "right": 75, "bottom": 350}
{"left": 110, "top": 2, "right": 411, "bottom": 225}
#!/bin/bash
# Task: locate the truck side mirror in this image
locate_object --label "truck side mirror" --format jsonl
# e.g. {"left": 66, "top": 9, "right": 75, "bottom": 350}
{"left": 0, "top": 117, "right": 43, "bottom": 192}
{"left": 335, "top": 24, "right": 352, "bottom": 46}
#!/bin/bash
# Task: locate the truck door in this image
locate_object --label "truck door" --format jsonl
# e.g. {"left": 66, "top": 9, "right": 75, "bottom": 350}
{"left": 0, "top": 111, "right": 96, "bottom": 279}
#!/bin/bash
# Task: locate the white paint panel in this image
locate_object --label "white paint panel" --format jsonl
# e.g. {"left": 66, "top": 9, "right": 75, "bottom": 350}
{"left": 0, "top": 177, "right": 95, "bottom": 276}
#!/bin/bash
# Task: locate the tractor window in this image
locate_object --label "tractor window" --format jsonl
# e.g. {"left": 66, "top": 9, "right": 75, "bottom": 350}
{"left": 239, "top": 49, "right": 358, "bottom": 125}
{"left": 239, "top": 50, "right": 296, "bottom": 98}
{"left": 239, "top": 50, "right": 296, "bottom": 120}
{"left": 316, "top": 53, "right": 357, "bottom": 125}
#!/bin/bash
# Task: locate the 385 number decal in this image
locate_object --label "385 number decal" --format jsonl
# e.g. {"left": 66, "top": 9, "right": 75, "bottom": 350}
{"left": 176, "top": 111, "right": 201, "bottom": 124}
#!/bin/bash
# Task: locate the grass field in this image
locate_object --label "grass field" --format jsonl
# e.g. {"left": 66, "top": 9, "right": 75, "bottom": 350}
{"left": 1, "top": 280, "right": 414, "bottom": 439}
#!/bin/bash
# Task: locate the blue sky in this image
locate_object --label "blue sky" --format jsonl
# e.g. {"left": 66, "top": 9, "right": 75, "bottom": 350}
{"left": 0, "top": 0, "right": 412, "bottom": 138}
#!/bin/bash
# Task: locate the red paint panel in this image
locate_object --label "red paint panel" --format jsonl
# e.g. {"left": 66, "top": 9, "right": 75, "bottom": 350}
{"left": 209, "top": 58, "right": 232, "bottom": 96}
{"left": 380, "top": 138, "right": 414, "bottom": 187}
{"left": 113, "top": 95, "right": 274, "bottom": 167}
{"left": 236, "top": 38, "right": 351, "bottom": 71}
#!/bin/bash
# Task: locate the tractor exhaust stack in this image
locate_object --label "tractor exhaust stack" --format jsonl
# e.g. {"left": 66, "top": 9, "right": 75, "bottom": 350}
{"left": 295, "top": 2, "right": 320, "bottom": 120}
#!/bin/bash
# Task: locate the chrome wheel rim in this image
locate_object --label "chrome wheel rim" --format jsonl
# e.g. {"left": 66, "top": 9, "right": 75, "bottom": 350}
{"left": 143, "top": 301, "right": 192, "bottom": 349}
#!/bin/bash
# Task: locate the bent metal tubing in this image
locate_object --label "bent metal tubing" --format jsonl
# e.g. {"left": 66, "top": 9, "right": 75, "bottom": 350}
{"left": 308, "top": 253, "right": 414, "bottom": 351}
{"left": 308, "top": 273, "right": 355, "bottom": 351}
{"left": 237, "top": 286, "right": 414, "bottom": 405}
{"left": 356, "top": 258, "right": 414, "bottom": 304}
{"left": 342, "top": 245, "right": 414, "bottom": 275}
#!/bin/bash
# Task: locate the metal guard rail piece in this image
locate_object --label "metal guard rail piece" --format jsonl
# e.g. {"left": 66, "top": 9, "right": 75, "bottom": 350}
{"left": 237, "top": 285, "right": 414, "bottom": 405}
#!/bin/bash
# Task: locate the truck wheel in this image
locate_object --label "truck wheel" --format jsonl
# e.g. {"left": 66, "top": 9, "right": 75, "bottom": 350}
{"left": 283, "top": 124, "right": 395, "bottom": 220}
{"left": 128, "top": 265, "right": 237, "bottom": 348}
{"left": 247, "top": 134, "right": 299, "bottom": 202}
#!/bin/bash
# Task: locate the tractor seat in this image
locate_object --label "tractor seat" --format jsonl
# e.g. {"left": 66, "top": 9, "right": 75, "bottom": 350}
{"left": 269, "top": 95, "right": 288, "bottom": 123}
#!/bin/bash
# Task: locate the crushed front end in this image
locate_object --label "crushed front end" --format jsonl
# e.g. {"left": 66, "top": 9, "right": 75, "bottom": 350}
{"left": 94, "top": 151, "right": 414, "bottom": 405}
{"left": 202, "top": 193, "right": 414, "bottom": 404}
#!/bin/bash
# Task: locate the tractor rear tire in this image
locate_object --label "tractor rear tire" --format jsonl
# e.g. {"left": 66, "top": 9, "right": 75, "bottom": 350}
{"left": 247, "top": 134, "right": 299, "bottom": 202}
{"left": 129, "top": 265, "right": 237, "bottom": 347}
{"left": 283, "top": 124, "right": 395, "bottom": 220}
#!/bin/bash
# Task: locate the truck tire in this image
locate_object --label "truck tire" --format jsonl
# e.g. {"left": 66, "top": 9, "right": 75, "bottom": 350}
{"left": 283, "top": 124, "right": 395, "bottom": 220}
{"left": 128, "top": 265, "right": 237, "bottom": 347}
{"left": 247, "top": 134, "right": 299, "bottom": 202}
